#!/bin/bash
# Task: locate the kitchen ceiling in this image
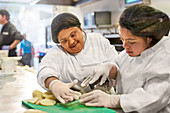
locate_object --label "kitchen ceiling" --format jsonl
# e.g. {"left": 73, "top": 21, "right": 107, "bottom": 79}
{"left": 36, "top": 0, "right": 78, "bottom": 6}
{"left": 0, "top": 0, "right": 31, "bottom": 4}
{"left": 0, "top": 0, "right": 94, "bottom": 6}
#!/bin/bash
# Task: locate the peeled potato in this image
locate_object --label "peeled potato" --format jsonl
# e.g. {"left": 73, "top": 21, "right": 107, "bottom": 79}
{"left": 27, "top": 97, "right": 39, "bottom": 104}
{"left": 40, "top": 99, "right": 56, "bottom": 106}
{"left": 43, "top": 91, "right": 53, "bottom": 95}
{"left": 35, "top": 99, "right": 42, "bottom": 105}
{"left": 43, "top": 92, "right": 56, "bottom": 100}
{"left": 24, "top": 109, "right": 47, "bottom": 113}
{"left": 32, "top": 90, "right": 43, "bottom": 99}
{"left": 27, "top": 90, "right": 57, "bottom": 106}
{"left": 44, "top": 95, "right": 56, "bottom": 100}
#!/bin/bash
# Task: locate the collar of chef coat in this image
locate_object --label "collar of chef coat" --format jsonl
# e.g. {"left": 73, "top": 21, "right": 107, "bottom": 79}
{"left": 68, "top": 35, "right": 100, "bottom": 67}
{"left": 134, "top": 36, "right": 169, "bottom": 61}
{"left": 74, "top": 49, "right": 100, "bottom": 67}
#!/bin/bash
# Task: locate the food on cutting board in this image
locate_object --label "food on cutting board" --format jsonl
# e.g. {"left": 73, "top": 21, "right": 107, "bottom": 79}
{"left": 27, "top": 97, "right": 39, "bottom": 104}
{"left": 40, "top": 98, "right": 56, "bottom": 106}
{"left": 27, "top": 90, "right": 57, "bottom": 106}
{"left": 35, "top": 99, "right": 42, "bottom": 105}
{"left": 42, "top": 92, "right": 56, "bottom": 100}
{"left": 24, "top": 109, "right": 47, "bottom": 113}
{"left": 32, "top": 90, "right": 43, "bottom": 99}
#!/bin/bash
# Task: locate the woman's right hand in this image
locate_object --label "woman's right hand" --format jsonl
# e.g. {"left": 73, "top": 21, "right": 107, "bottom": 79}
{"left": 81, "top": 63, "right": 117, "bottom": 87}
{"left": 50, "top": 80, "right": 81, "bottom": 104}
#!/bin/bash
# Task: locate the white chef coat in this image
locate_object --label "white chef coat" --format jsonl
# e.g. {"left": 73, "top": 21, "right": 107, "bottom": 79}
{"left": 115, "top": 36, "right": 170, "bottom": 113}
{"left": 37, "top": 33, "right": 118, "bottom": 90}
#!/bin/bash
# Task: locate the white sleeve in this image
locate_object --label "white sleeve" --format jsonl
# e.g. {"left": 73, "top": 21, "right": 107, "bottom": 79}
{"left": 120, "top": 66, "right": 170, "bottom": 113}
{"left": 37, "top": 48, "right": 62, "bottom": 90}
{"left": 113, "top": 50, "right": 127, "bottom": 71}
{"left": 37, "top": 66, "right": 61, "bottom": 90}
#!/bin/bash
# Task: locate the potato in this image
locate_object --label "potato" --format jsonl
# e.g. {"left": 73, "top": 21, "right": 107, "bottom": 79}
{"left": 27, "top": 90, "right": 57, "bottom": 106}
{"left": 43, "top": 92, "right": 56, "bottom": 100}
{"left": 24, "top": 109, "right": 47, "bottom": 113}
{"left": 43, "top": 91, "right": 53, "bottom": 95}
{"left": 40, "top": 99, "right": 56, "bottom": 106}
{"left": 35, "top": 99, "right": 42, "bottom": 105}
{"left": 27, "top": 97, "right": 39, "bottom": 104}
{"left": 32, "top": 90, "right": 43, "bottom": 99}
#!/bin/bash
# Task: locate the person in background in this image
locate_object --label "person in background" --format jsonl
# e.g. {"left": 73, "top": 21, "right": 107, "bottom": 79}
{"left": 0, "top": 9, "right": 23, "bottom": 56}
{"left": 20, "top": 34, "right": 33, "bottom": 67}
{"left": 80, "top": 4, "right": 170, "bottom": 113}
{"left": 37, "top": 13, "right": 118, "bottom": 104}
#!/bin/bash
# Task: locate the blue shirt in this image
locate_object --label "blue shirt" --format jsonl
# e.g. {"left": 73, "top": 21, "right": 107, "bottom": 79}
{"left": 20, "top": 40, "right": 31, "bottom": 54}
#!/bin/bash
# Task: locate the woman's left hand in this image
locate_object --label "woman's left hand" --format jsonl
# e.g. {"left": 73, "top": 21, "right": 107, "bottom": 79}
{"left": 79, "top": 90, "right": 120, "bottom": 108}
{"left": 50, "top": 80, "right": 81, "bottom": 104}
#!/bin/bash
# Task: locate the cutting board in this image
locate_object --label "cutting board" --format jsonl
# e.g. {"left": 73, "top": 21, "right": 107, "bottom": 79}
{"left": 22, "top": 100, "right": 116, "bottom": 113}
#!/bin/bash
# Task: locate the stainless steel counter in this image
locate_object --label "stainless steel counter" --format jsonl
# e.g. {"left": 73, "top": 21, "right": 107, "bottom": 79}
{"left": 0, "top": 67, "right": 45, "bottom": 113}
{"left": 0, "top": 67, "right": 124, "bottom": 113}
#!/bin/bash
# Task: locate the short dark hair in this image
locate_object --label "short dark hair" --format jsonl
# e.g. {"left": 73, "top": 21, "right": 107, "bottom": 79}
{"left": 119, "top": 4, "right": 170, "bottom": 41}
{"left": 51, "top": 13, "right": 81, "bottom": 43}
{"left": 0, "top": 9, "right": 10, "bottom": 20}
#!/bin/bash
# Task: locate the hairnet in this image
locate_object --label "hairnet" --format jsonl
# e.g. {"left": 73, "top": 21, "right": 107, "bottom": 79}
{"left": 0, "top": 9, "right": 10, "bottom": 20}
{"left": 119, "top": 4, "right": 170, "bottom": 41}
{"left": 51, "top": 13, "right": 81, "bottom": 43}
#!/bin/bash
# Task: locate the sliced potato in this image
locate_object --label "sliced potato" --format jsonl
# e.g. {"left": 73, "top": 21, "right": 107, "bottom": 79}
{"left": 27, "top": 97, "right": 39, "bottom": 104}
{"left": 44, "top": 95, "right": 56, "bottom": 100}
{"left": 43, "top": 91, "right": 53, "bottom": 95}
{"left": 40, "top": 99, "right": 56, "bottom": 106}
{"left": 24, "top": 109, "right": 47, "bottom": 113}
{"left": 35, "top": 99, "right": 42, "bottom": 105}
{"left": 43, "top": 92, "right": 56, "bottom": 100}
{"left": 27, "top": 90, "right": 57, "bottom": 106}
{"left": 32, "top": 90, "right": 43, "bottom": 99}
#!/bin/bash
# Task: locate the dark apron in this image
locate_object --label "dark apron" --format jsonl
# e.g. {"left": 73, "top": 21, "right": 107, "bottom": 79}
{"left": 20, "top": 53, "right": 32, "bottom": 66}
